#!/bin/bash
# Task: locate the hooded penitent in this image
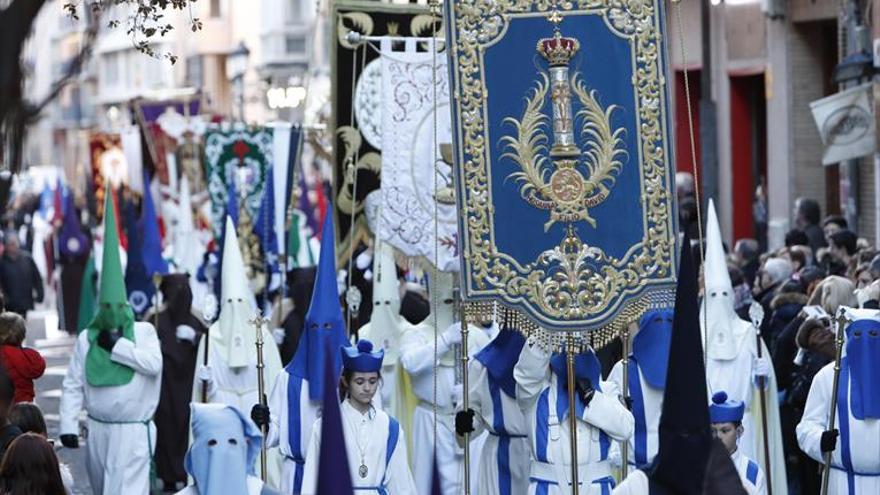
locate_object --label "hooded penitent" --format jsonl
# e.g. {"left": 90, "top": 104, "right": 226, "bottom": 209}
{"left": 211, "top": 216, "right": 257, "bottom": 369}
{"left": 632, "top": 309, "right": 675, "bottom": 389}
{"left": 286, "top": 210, "right": 348, "bottom": 400}
{"left": 843, "top": 314, "right": 880, "bottom": 420}
{"left": 474, "top": 327, "right": 526, "bottom": 397}
{"left": 363, "top": 241, "right": 403, "bottom": 361}
{"left": 430, "top": 271, "right": 457, "bottom": 365}
{"left": 645, "top": 233, "right": 714, "bottom": 494}
{"left": 86, "top": 189, "right": 136, "bottom": 387}
{"left": 700, "top": 200, "right": 751, "bottom": 361}
{"left": 59, "top": 194, "right": 87, "bottom": 257}
{"left": 185, "top": 403, "right": 262, "bottom": 495}
{"left": 549, "top": 349, "right": 603, "bottom": 421}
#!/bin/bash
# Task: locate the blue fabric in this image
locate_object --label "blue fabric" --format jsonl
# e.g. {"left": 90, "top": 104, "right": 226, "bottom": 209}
{"left": 594, "top": 475, "right": 615, "bottom": 495}
{"left": 139, "top": 170, "right": 168, "bottom": 276}
{"left": 342, "top": 339, "right": 384, "bottom": 372}
{"left": 38, "top": 182, "right": 53, "bottom": 219}
{"left": 599, "top": 431, "right": 610, "bottom": 460}
{"left": 385, "top": 417, "right": 399, "bottom": 467}
{"left": 632, "top": 309, "right": 674, "bottom": 389}
{"left": 475, "top": 328, "right": 526, "bottom": 397}
{"left": 844, "top": 319, "right": 880, "bottom": 419}
{"left": 185, "top": 403, "right": 262, "bottom": 495}
{"left": 489, "top": 379, "right": 513, "bottom": 494}
{"left": 532, "top": 479, "right": 553, "bottom": 494}
{"left": 746, "top": 460, "right": 758, "bottom": 485}
{"left": 837, "top": 359, "right": 856, "bottom": 495}
{"left": 628, "top": 360, "right": 648, "bottom": 466}
{"left": 549, "top": 350, "right": 602, "bottom": 421}
{"left": 123, "top": 200, "right": 154, "bottom": 317}
{"left": 255, "top": 167, "right": 279, "bottom": 275}
{"left": 316, "top": 347, "right": 354, "bottom": 493}
{"left": 536, "top": 388, "right": 550, "bottom": 462}
{"left": 226, "top": 173, "right": 239, "bottom": 228}
{"left": 286, "top": 374, "right": 304, "bottom": 493}
{"left": 286, "top": 210, "right": 348, "bottom": 400}
{"left": 709, "top": 391, "right": 745, "bottom": 424}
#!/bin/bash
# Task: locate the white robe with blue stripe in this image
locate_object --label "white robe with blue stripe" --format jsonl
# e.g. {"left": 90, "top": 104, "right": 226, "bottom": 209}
{"left": 732, "top": 449, "right": 766, "bottom": 495}
{"left": 300, "top": 401, "right": 416, "bottom": 494}
{"left": 465, "top": 357, "right": 530, "bottom": 495}
{"left": 607, "top": 360, "right": 663, "bottom": 470}
{"left": 797, "top": 361, "right": 880, "bottom": 495}
{"left": 514, "top": 343, "right": 634, "bottom": 495}
{"left": 265, "top": 372, "right": 320, "bottom": 495}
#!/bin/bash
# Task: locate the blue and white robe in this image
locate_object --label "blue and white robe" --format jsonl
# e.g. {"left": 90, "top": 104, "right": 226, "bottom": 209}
{"left": 265, "top": 372, "right": 320, "bottom": 495}
{"left": 798, "top": 360, "right": 880, "bottom": 495}
{"left": 731, "top": 449, "right": 766, "bottom": 495}
{"left": 607, "top": 360, "right": 663, "bottom": 469}
{"left": 466, "top": 358, "right": 530, "bottom": 495}
{"left": 514, "top": 344, "right": 634, "bottom": 495}
{"left": 300, "top": 401, "right": 416, "bottom": 494}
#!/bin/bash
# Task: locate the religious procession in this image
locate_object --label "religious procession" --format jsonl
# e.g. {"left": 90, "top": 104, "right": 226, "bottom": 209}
{"left": 2, "top": 0, "right": 880, "bottom": 494}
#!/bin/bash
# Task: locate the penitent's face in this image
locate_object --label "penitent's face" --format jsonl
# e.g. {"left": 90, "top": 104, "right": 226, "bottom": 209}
{"left": 710, "top": 422, "right": 743, "bottom": 454}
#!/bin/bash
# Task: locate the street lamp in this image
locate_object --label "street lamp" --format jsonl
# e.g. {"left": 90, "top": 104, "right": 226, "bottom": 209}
{"left": 833, "top": 51, "right": 875, "bottom": 85}
{"left": 226, "top": 41, "right": 250, "bottom": 121}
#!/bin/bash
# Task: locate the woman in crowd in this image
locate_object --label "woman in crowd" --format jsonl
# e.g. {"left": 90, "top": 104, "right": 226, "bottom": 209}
{"left": 0, "top": 433, "right": 67, "bottom": 495}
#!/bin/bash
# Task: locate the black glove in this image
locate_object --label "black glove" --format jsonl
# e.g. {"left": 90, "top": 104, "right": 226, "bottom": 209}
{"left": 60, "top": 434, "right": 79, "bottom": 449}
{"left": 251, "top": 404, "right": 271, "bottom": 428}
{"left": 455, "top": 409, "right": 475, "bottom": 436}
{"left": 576, "top": 377, "right": 595, "bottom": 407}
{"left": 820, "top": 429, "right": 839, "bottom": 453}
{"left": 97, "top": 328, "right": 122, "bottom": 352}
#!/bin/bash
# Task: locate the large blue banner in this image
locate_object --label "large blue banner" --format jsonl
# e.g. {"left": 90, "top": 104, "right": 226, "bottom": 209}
{"left": 447, "top": 0, "right": 678, "bottom": 337}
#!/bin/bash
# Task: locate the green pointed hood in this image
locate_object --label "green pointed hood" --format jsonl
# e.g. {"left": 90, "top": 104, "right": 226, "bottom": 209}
{"left": 98, "top": 190, "right": 127, "bottom": 305}
{"left": 86, "top": 190, "right": 136, "bottom": 387}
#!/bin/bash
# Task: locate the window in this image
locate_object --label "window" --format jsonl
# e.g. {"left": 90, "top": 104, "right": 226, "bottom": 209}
{"left": 104, "top": 53, "right": 119, "bottom": 86}
{"left": 286, "top": 0, "right": 301, "bottom": 24}
{"left": 186, "top": 56, "right": 204, "bottom": 87}
{"left": 210, "top": 0, "right": 221, "bottom": 18}
{"left": 285, "top": 36, "right": 305, "bottom": 54}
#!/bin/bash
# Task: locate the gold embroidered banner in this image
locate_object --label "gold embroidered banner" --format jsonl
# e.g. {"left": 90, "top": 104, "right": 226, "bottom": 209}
{"left": 447, "top": 0, "right": 678, "bottom": 343}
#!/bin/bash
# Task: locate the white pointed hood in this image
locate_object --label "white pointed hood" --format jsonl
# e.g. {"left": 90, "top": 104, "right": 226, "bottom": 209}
{"left": 700, "top": 200, "right": 750, "bottom": 360}
{"left": 212, "top": 216, "right": 257, "bottom": 368}
{"left": 361, "top": 240, "right": 403, "bottom": 360}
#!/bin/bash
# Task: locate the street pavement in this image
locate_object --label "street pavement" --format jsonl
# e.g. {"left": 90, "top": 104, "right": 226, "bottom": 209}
{"left": 28, "top": 309, "right": 92, "bottom": 494}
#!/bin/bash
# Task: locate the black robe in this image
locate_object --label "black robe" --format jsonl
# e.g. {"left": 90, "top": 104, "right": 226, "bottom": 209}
{"left": 153, "top": 308, "right": 205, "bottom": 484}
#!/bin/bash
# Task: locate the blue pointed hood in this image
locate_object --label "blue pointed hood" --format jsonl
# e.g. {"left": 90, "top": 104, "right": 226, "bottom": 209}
{"left": 475, "top": 327, "right": 526, "bottom": 397}
{"left": 139, "top": 171, "right": 168, "bottom": 276}
{"left": 632, "top": 309, "right": 674, "bottom": 389}
{"left": 286, "top": 209, "right": 347, "bottom": 400}
{"left": 59, "top": 194, "right": 87, "bottom": 257}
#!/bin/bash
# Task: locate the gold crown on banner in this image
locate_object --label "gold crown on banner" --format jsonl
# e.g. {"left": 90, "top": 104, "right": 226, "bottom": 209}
{"left": 537, "top": 31, "right": 580, "bottom": 66}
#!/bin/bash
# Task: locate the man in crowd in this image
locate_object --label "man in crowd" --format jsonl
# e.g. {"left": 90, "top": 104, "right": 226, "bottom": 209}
{"left": 0, "top": 233, "right": 43, "bottom": 318}
{"left": 59, "top": 192, "right": 162, "bottom": 494}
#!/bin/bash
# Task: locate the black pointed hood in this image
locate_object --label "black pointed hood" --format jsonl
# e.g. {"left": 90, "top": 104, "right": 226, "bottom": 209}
{"left": 646, "top": 232, "right": 713, "bottom": 494}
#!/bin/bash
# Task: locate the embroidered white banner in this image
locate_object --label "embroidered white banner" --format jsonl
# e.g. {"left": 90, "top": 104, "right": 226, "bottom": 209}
{"left": 374, "top": 38, "right": 458, "bottom": 272}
